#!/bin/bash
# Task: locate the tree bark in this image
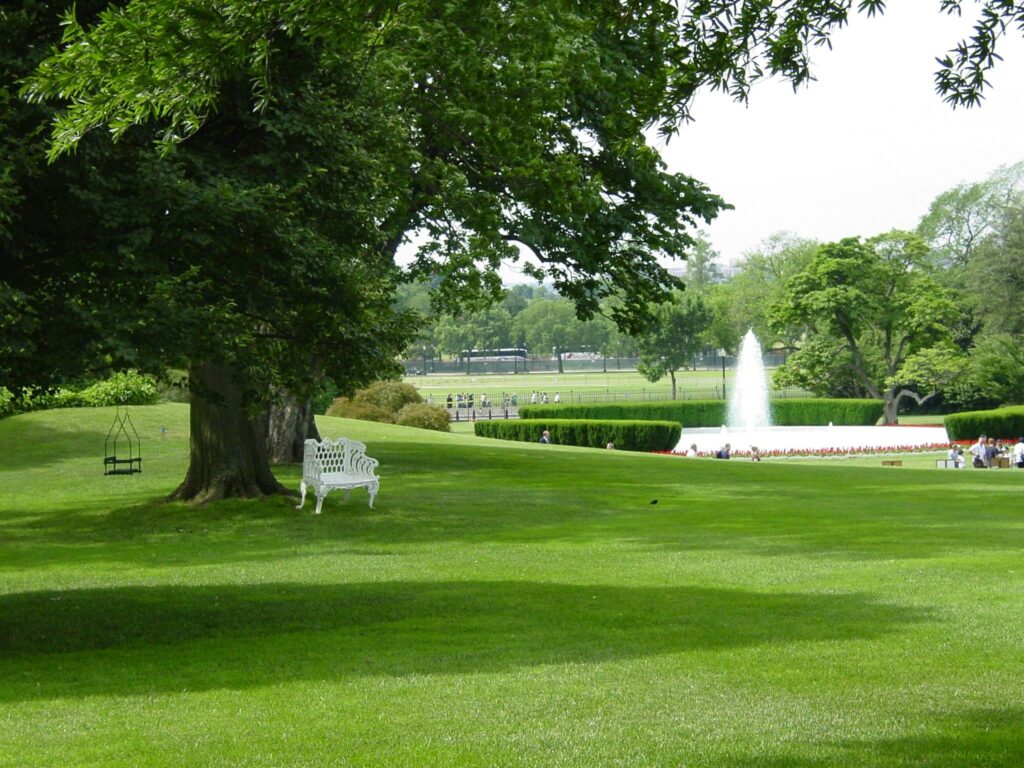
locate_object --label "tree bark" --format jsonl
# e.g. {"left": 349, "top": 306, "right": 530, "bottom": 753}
{"left": 882, "top": 393, "right": 900, "bottom": 425}
{"left": 264, "top": 392, "right": 321, "bottom": 464}
{"left": 169, "top": 362, "right": 290, "bottom": 503}
{"left": 884, "top": 387, "right": 937, "bottom": 425}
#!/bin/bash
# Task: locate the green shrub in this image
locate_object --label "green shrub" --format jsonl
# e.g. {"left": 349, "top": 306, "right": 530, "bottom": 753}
{"left": 325, "top": 400, "right": 394, "bottom": 423}
{"left": 519, "top": 399, "right": 884, "bottom": 427}
{"left": 326, "top": 380, "right": 423, "bottom": 423}
{"left": 945, "top": 406, "right": 1024, "bottom": 441}
{"left": 0, "top": 371, "right": 159, "bottom": 416}
{"left": 76, "top": 371, "right": 159, "bottom": 406}
{"left": 394, "top": 403, "right": 451, "bottom": 432}
{"left": 0, "top": 387, "right": 14, "bottom": 418}
{"left": 356, "top": 381, "right": 422, "bottom": 413}
{"left": 475, "top": 419, "right": 681, "bottom": 452}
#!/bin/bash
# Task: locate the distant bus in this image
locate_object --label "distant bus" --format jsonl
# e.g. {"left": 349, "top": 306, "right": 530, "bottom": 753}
{"left": 460, "top": 348, "right": 528, "bottom": 362}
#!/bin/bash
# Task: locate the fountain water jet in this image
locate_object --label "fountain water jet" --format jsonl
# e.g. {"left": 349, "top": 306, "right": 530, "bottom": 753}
{"left": 727, "top": 329, "right": 771, "bottom": 431}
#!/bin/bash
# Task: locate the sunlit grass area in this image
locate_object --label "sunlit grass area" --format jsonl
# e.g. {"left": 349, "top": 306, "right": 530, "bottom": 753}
{"left": 407, "top": 368, "right": 738, "bottom": 400}
{"left": 2, "top": 404, "right": 1023, "bottom": 767}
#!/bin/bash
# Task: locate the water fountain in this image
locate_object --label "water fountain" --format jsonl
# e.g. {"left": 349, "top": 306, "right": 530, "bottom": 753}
{"left": 673, "top": 330, "right": 949, "bottom": 457}
{"left": 727, "top": 329, "right": 771, "bottom": 432}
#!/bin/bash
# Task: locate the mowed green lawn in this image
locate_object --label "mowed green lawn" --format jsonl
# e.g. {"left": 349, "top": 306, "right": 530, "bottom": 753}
{"left": 408, "top": 368, "right": 735, "bottom": 401}
{"left": 1, "top": 404, "right": 1023, "bottom": 767}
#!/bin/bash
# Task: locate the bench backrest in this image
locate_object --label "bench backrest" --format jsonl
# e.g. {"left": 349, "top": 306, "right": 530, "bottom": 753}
{"left": 303, "top": 438, "right": 378, "bottom": 478}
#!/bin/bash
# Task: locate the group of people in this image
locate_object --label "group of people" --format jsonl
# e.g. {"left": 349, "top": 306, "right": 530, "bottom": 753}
{"left": 445, "top": 392, "right": 524, "bottom": 410}
{"left": 679, "top": 442, "right": 760, "bottom": 460}
{"left": 445, "top": 392, "right": 500, "bottom": 410}
{"left": 960, "top": 435, "right": 1024, "bottom": 469}
{"left": 528, "top": 391, "right": 560, "bottom": 405}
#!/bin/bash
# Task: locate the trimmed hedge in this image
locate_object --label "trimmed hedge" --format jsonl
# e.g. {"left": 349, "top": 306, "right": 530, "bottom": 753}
{"left": 518, "top": 398, "right": 884, "bottom": 427}
{"left": 475, "top": 419, "right": 681, "bottom": 452}
{"left": 518, "top": 400, "right": 725, "bottom": 426}
{"left": 771, "top": 399, "right": 883, "bottom": 426}
{"left": 945, "top": 406, "right": 1024, "bottom": 441}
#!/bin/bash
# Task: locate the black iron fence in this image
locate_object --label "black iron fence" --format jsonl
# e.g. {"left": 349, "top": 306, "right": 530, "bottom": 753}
{"left": 405, "top": 352, "right": 791, "bottom": 377}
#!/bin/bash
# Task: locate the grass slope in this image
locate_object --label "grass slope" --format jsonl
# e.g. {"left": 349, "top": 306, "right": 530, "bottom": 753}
{"left": 1, "top": 404, "right": 1023, "bottom": 767}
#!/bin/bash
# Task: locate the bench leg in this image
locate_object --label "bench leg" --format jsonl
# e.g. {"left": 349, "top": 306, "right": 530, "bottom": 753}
{"left": 315, "top": 489, "right": 328, "bottom": 515}
{"left": 368, "top": 481, "right": 379, "bottom": 509}
{"left": 295, "top": 480, "right": 308, "bottom": 510}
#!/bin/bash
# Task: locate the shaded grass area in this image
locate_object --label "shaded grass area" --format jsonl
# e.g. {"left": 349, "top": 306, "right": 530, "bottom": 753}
{"left": 1, "top": 405, "right": 1023, "bottom": 767}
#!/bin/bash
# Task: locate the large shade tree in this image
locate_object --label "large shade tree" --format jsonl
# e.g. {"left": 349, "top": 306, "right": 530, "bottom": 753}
{"left": 7, "top": 0, "right": 1024, "bottom": 500}
{"left": 636, "top": 292, "right": 713, "bottom": 399}
{"left": 2, "top": 1, "right": 416, "bottom": 501}
{"left": 771, "top": 232, "right": 960, "bottom": 423}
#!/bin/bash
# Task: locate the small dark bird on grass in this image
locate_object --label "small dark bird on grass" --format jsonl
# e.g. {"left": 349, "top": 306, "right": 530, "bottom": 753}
{"left": 650, "top": 499, "right": 658, "bottom": 505}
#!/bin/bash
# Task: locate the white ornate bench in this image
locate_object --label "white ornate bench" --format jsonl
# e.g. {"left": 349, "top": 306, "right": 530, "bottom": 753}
{"left": 296, "top": 437, "right": 380, "bottom": 514}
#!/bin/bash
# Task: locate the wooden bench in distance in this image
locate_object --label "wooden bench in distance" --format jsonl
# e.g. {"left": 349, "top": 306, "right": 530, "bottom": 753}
{"left": 297, "top": 437, "right": 380, "bottom": 514}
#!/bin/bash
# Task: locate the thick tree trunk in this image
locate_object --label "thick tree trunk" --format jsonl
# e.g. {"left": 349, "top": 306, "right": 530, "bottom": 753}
{"left": 882, "top": 395, "right": 899, "bottom": 425}
{"left": 884, "top": 387, "right": 937, "bottom": 425}
{"left": 264, "top": 392, "right": 320, "bottom": 464}
{"left": 169, "top": 362, "right": 289, "bottom": 503}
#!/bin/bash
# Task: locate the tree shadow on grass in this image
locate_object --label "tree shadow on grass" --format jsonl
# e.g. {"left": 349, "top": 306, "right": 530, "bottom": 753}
{"left": 717, "top": 707, "right": 1024, "bottom": 768}
{"left": 0, "top": 580, "right": 929, "bottom": 703}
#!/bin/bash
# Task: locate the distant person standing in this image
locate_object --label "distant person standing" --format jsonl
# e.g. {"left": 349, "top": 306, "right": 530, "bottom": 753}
{"left": 446, "top": 393, "right": 453, "bottom": 409}
{"left": 539, "top": 430, "right": 551, "bottom": 444}
{"left": 970, "top": 434, "right": 987, "bottom": 468}
{"left": 984, "top": 437, "right": 999, "bottom": 468}
{"left": 554, "top": 392, "right": 561, "bottom": 403}
{"left": 1014, "top": 437, "right": 1024, "bottom": 468}
{"left": 947, "top": 443, "right": 964, "bottom": 468}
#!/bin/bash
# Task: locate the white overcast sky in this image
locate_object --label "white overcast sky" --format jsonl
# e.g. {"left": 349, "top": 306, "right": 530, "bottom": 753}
{"left": 661, "top": 2, "right": 1024, "bottom": 265}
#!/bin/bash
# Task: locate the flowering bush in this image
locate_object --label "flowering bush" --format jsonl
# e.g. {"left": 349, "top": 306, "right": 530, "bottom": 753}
{"left": 657, "top": 442, "right": 953, "bottom": 459}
